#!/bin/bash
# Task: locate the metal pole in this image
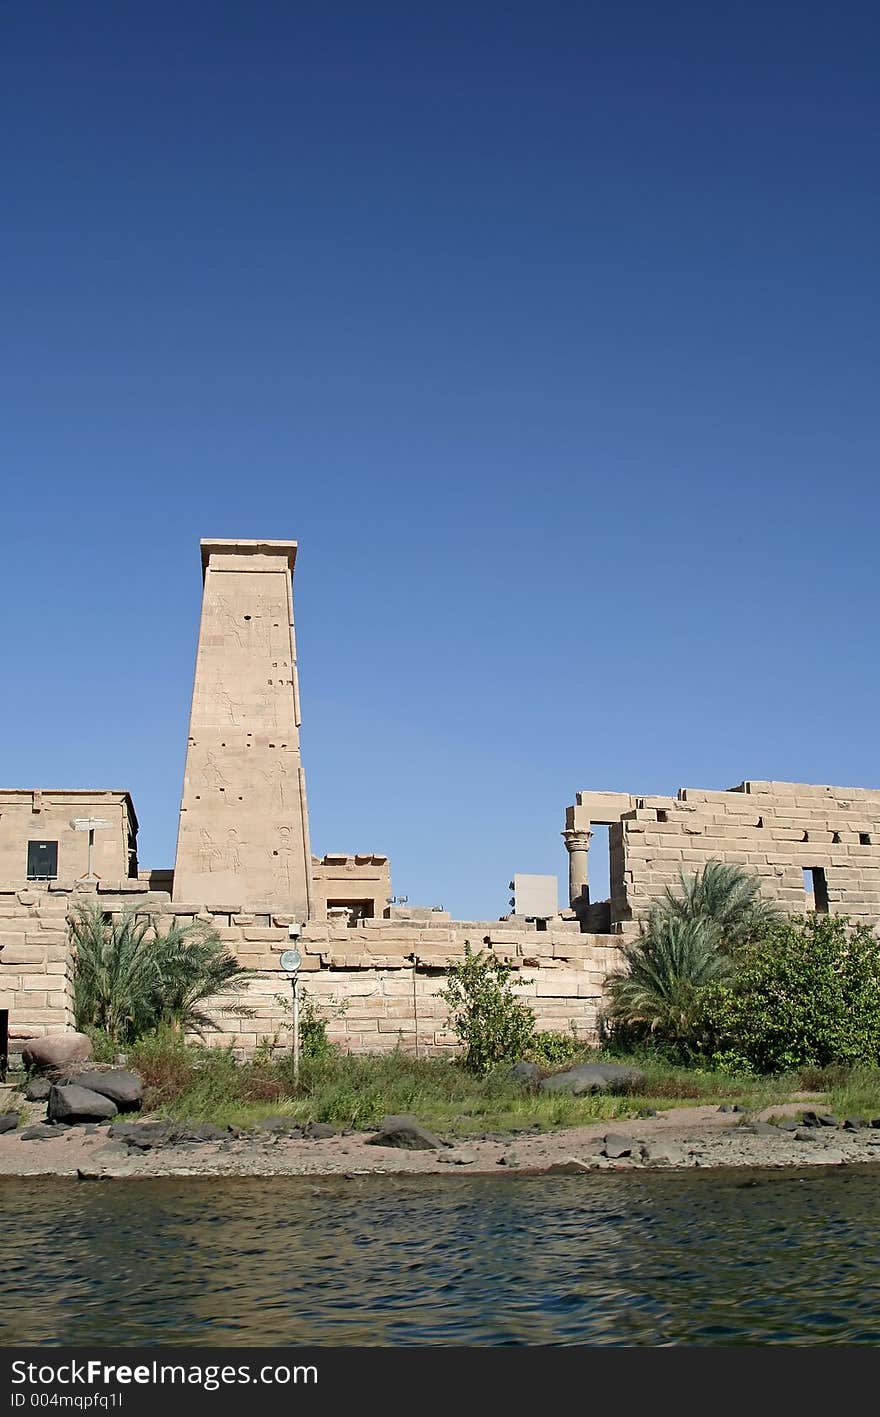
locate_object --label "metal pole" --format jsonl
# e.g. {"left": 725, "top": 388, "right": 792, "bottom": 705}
{"left": 292, "top": 972, "right": 300, "bottom": 1083}
{"left": 412, "top": 959, "right": 420, "bottom": 1059}
{"left": 87, "top": 828, "right": 94, "bottom": 880}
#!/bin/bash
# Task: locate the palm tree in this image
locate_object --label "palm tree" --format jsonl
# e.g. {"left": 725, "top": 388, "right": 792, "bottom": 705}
{"left": 603, "top": 860, "right": 777, "bottom": 1046}
{"left": 652, "top": 859, "right": 780, "bottom": 952}
{"left": 604, "top": 914, "right": 732, "bottom": 1044}
{"left": 71, "top": 904, "right": 253, "bottom": 1045}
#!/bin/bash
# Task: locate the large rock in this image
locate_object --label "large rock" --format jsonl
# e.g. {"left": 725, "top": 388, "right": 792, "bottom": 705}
{"left": 64, "top": 1070, "right": 143, "bottom": 1111}
{"left": 602, "top": 1133, "right": 643, "bottom": 1159}
{"left": 366, "top": 1115, "right": 445, "bottom": 1150}
{"left": 22, "top": 1032, "right": 93, "bottom": 1075}
{"left": 108, "top": 1121, "right": 178, "bottom": 1150}
{"left": 538, "top": 1062, "right": 645, "bottom": 1096}
{"left": 0, "top": 1113, "right": 20, "bottom": 1134}
{"left": 509, "top": 1061, "right": 542, "bottom": 1086}
{"left": 641, "top": 1138, "right": 688, "bottom": 1165}
{"left": 24, "top": 1078, "right": 52, "bottom": 1102}
{"left": 47, "top": 1085, "right": 118, "bottom": 1124}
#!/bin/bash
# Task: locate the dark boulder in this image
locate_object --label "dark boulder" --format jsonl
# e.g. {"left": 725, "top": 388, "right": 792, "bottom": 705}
{"left": 509, "top": 1061, "right": 542, "bottom": 1086}
{"left": 366, "top": 1114, "right": 445, "bottom": 1150}
{"left": 303, "top": 1121, "right": 337, "bottom": 1140}
{"left": 47, "top": 1085, "right": 118, "bottom": 1124}
{"left": 24, "top": 1078, "right": 52, "bottom": 1102}
{"left": 602, "top": 1133, "right": 643, "bottom": 1159}
{"left": 176, "top": 1124, "right": 228, "bottom": 1145}
{"left": 539, "top": 1062, "right": 645, "bottom": 1096}
{"left": 0, "top": 1113, "right": 20, "bottom": 1134}
{"left": 20, "top": 1124, "right": 59, "bottom": 1141}
{"left": 64, "top": 1070, "right": 143, "bottom": 1112}
{"left": 108, "top": 1121, "right": 177, "bottom": 1150}
{"left": 256, "top": 1116, "right": 302, "bottom": 1135}
{"left": 843, "top": 1117, "right": 864, "bottom": 1131}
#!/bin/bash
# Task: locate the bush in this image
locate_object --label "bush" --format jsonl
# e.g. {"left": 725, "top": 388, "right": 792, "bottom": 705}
{"left": 696, "top": 915, "right": 880, "bottom": 1073}
{"left": 439, "top": 942, "right": 535, "bottom": 1075}
{"left": 527, "top": 1028, "right": 586, "bottom": 1068}
{"left": 270, "top": 989, "right": 342, "bottom": 1063}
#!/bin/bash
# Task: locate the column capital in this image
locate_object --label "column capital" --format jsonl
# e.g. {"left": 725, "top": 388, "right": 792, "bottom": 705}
{"left": 562, "top": 829, "right": 592, "bottom": 853}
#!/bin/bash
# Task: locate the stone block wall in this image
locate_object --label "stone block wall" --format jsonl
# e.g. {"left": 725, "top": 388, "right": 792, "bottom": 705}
{"left": 569, "top": 780, "right": 880, "bottom": 933}
{"left": 0, "top": 879, "right": 624, "bottom": 1057}
{"left": 0, "top": 885, "right": 77, "bottom": 1042}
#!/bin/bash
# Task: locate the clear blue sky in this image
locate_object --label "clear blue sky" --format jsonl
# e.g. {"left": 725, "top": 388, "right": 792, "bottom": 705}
{"left": 2, "top": 2, "right": 878, "bottom": 918}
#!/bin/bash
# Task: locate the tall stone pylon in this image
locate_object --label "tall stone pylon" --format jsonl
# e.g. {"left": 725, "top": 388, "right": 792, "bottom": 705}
{"left": 173, "top": 540, "right": 313, "bottom": 917}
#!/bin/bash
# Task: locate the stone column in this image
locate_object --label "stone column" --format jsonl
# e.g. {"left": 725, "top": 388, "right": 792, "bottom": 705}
{"left": 562, "top": 829, "right": 592, "bottom": 908}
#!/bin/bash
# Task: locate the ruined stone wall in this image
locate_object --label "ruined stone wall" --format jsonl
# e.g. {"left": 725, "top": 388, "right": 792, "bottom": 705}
{"left": 616, "top": 780, "right": 880, "bottom": 930}
{"left": 0, "top": 879, "right": 623, "bottom": 1056}
{"left": 0, "top": 885, "right": 76, "bottom": 1042}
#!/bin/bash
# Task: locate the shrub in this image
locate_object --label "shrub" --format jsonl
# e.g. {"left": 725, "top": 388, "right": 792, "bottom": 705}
{"left": 439, "top": 942, "right": 535, "bottom": 1075}
{"left": 527, "top": 1028, "right": 586, "bottom": 1068}
{"left": 696, "top": 915, "right": 880, "bottom": 1073}
{"left": 71, "top": 904, "right": 254, "bottom": 1045}
{"left": 270, "top": 989, "right": 342, "bottom": 1062}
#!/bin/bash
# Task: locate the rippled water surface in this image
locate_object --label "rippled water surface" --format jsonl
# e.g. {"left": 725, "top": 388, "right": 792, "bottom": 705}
{"left": 2, "top": 1170, "right": 880, "bottom": 1345}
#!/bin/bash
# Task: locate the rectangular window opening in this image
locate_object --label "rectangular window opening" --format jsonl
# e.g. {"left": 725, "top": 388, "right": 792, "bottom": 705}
{"left": 803, "top": 867, "right": 829, "bottom": 914}
{"left": 27, "top": 840, "right": 58, "bottom": 880}
{"left": 859, "top": 833, "right": 871, "bottom": 846}
{"left": 589, "top": 823, "right": 611, "bottom": 904}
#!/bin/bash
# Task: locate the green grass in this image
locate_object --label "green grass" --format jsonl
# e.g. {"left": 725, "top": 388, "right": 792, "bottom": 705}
{"left": 118, "top": 1034, "right": 880, "bottom": 1137}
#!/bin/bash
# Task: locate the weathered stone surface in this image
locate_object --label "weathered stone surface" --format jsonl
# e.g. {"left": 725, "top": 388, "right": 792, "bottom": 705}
{"left": 64, "top": 1069, "right": 143, "bottom": 1111}
{"left": 539, "top": 1062, "right": 645, "bottom": 1095}
{"left": 737, "top": 1120, "right": 780, "bottom": 1137}
{"left": 106, "top": 1121, "right": 228, "bottom": 1149}
{"left": 256, "top": 1116, "right": 302, "bottom": 1134}
{"left": 0, "top": 1113, "right": 20, "bottom": 1133}
{"left": 366, "top": 1114, "right": 444, "bottom": 1150}
{"left": 641, "top": 1138, "right": 688, "bottom": 1165}
{"left": 22, "top": 1032, "right": 93, "bottom": 1075}
{"left": 48, "top": 1085, "right": 118, "bottom": 1124}
{"left": 544, "top": 1157, "right": 594, "bottom": 1174}
{"left": 108, "top": 1121, "right": 177, "bottom": 1150}
{"left": 509, "top": 1060, "right": 542, "bottom": 1085}
{"left": 20, "top": 1124, "right": 59, "bottom": 1141}
{"left": 602, "top": 1133, "right": 643, "bottom": 1159}
{"left": 303, "top": 1121, "right": 337, "bottom": 1140}
{"left": 23, "top": 1078, "right": 52, "bottom": 1102}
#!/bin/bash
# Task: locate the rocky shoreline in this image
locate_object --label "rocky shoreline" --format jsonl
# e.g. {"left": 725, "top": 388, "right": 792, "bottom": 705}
{"left": 2, "top": 1097, "right": 880, "bottom": 1180}
{"left": 3, "top": 1047, "right": 879, "bottom": 1181}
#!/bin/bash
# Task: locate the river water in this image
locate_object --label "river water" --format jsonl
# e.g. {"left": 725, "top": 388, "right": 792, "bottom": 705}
{"left": 2, "top": 1169, "right": 879, "bottom": 1345}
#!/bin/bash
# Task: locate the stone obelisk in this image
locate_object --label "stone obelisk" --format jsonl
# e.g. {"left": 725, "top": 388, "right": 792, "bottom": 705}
{"left": 172, "top": 540, "right": 313, "bottom": 917}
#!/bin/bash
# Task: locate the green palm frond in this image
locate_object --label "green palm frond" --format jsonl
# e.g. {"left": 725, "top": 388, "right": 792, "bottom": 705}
{"left": 654, "top": 859, "right": 780, "bottom": 951}
{"left": 71, "top": 904, "right": 254, "bottom": 1044}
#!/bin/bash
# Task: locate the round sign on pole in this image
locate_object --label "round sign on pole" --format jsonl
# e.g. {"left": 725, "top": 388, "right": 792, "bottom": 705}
{"left": 280, "top": 947, "right": 302, "bottom": 974}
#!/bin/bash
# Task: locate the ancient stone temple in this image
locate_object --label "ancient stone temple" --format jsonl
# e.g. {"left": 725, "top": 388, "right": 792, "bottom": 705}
{"left": 172, "top": 540, "right": 313, "bottom": 916}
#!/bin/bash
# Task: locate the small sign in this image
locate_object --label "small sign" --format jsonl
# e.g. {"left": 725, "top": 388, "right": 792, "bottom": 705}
{"left": 280, "top": 947, "right": 302, "bottom": 973}
{"left": 70, "top": 818, "right": 113, "bottom": 832}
